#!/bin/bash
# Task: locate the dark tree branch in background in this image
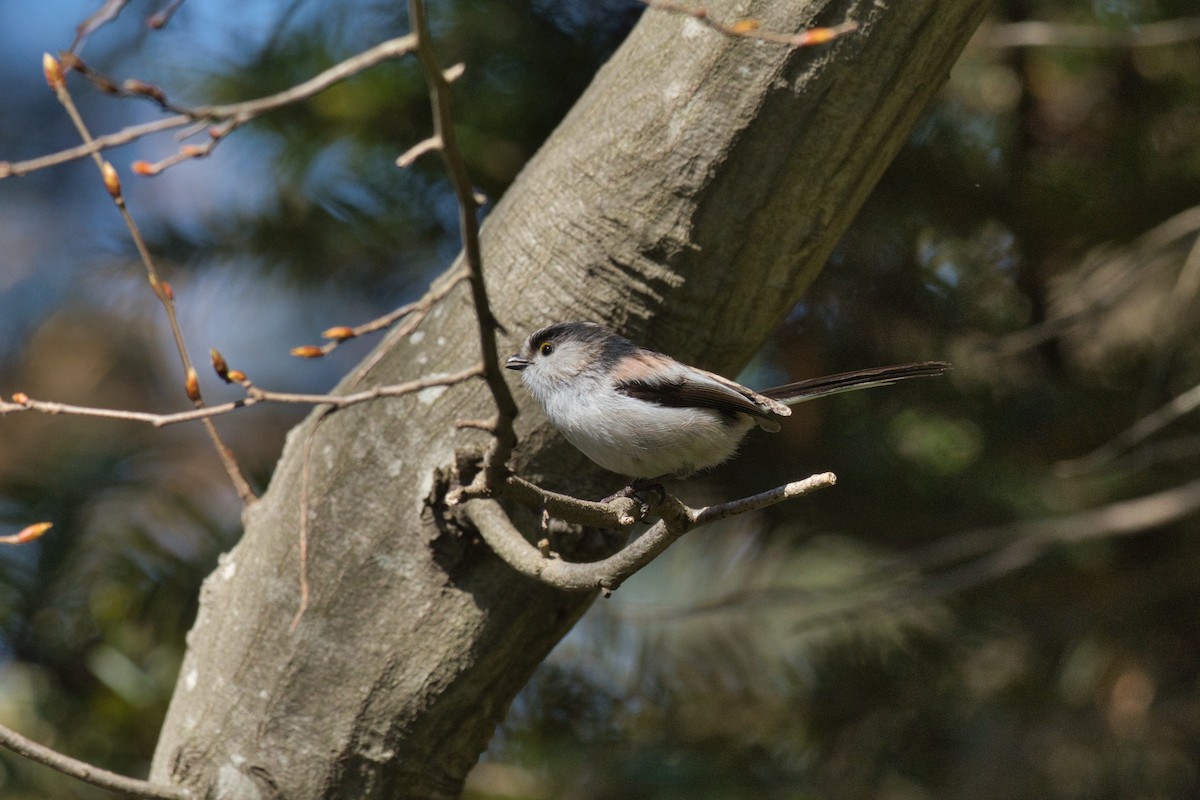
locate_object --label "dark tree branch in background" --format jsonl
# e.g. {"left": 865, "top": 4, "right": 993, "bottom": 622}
{"left": 1057, "top": 379, "right": 1200, "bottom": 476}
{"left": 980, "top": 16, "right": 1200, "bottom": 48}
{"left": 990, "top": 205, "right": 1200, "bottom": 356}
{"left": 794, "top": 473, "right": 1200, "bottom": 633}
{"left": 666, "top": 474, "right": 1200, "bottom": 634}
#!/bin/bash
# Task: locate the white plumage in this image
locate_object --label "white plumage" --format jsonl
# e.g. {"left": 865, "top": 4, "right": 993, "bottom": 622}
{"left": 505, "top": 322, "right": 948, "bottom": 481}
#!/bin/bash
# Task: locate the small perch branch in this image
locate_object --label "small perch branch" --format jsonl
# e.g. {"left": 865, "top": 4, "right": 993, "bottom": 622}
{"left": 465, "top": 473, "right": 836, "bottom": 593}
{"left": 0, "top": 722, "right": 189, "bottom": 800}
{"left": 499, "top": 474, "right": 648, "bottom": 528}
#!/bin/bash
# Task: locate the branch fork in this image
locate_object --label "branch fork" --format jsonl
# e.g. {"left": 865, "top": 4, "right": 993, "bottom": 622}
{"left": 462, "top": 472, "right": 837, "bottom": 595}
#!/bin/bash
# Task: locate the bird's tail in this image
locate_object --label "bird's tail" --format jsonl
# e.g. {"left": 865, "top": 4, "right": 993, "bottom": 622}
{"left": 762, "top": 361, "right": 950, "bottom": 406}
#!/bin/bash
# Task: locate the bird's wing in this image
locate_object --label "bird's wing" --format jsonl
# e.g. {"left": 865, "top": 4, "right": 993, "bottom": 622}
{"left": 616, "top": 356, "right": 790, "bottom": 424}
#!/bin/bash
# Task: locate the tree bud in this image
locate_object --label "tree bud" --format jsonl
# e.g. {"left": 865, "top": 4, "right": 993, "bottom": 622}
{"left": 42, "top": 53, "right": 65, "bottom": 91}
{"left": 210, "top": 349, "right": 231, "bottom": 382}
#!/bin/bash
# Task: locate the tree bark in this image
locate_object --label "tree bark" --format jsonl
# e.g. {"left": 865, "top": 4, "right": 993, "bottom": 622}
{"left": 149, "top": 1, "right": 987, "bottom": 797}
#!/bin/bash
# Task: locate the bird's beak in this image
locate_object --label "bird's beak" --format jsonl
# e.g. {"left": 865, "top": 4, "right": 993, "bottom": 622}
{"left": 505, "top": 355, "right": 529, "bottom": 371}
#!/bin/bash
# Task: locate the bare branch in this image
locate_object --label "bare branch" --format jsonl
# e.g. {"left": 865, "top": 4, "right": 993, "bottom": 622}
{"left": 2, "top": 366, "right": 485, "bottom": 427}
{"left": 1, "top": 115, "right": 192, "bottom": 178}
{"left": 1057, "top": 380, "right": 1200, "bottom": 475}
{"left": 147, "top": 0, "right": 186, "bottom": 30}
{"left": 0, "top": 36, "right": 419, "bottom": 179}
{"left": 70, "top": 0, "right": 132, "bottom": 53}
{"left": 491, "top": 474, "right": 648, "bottom": 529}
{"left": 42, "top": 54, "right": 256, "bottom": 502}
{"left": 465, "top": 473, "right": 837, "bottom": 593}
{"left": 785, "top": 473, "right": 1200, "bottom": 633}
{"left": 0, "top": 722, "right": 189, "bottom": 800}
{"left": 408, "top": 0, "right": 519, "bottom": 489}
{"left": 991, "top": 205, "right": 1200, "bottom": 356}
{"left": 396, "top": 135, "right": 442, "bottom": 168}
{"left": 296, "top": 268, "right": 468, "bottom": 362}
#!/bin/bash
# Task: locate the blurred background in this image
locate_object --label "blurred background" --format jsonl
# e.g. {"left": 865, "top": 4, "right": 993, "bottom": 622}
{"left": 2, "top": 0, "right": 1199, "bottom": 797}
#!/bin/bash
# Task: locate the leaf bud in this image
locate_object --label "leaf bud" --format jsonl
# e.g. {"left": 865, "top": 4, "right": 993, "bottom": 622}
{"left": 42, "top": 53, "right": 65, "bottom": 91}
{"left": 101, "top": 161, "right": 122, "bottom": 199}
{"left": 16, "top": 522, "right": 52, "bottom": 543}
{"left": 210, "top": 349, "right": 230, "bottom": 382}
{"left": 321, "top": 326, "right": 356, "bottom": 341}
{"left": 185, "top": 368, "right": 201, "bottom": 402}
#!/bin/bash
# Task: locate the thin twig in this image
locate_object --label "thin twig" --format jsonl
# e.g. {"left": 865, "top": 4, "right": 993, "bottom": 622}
{"left": 466, "top": 473, "right": 836, "bottom": 593}
{"left": 294, "top": 268, "right": 469, "bottom": 361}
{"left": 783, "top": 473, "right": 1200, "bottom": 633}
{"left": 148, "top": 0, "right": 187, "bottom": 30}
{"left": 43, "top": 55, "right": 256, "bottom": 503}
{"left": 2, "top": 366, "right": 485, "bottom": 427}
{"left": 0, "top": 522, "right": 53, "bottom": 545}
{"left": 1057, "top": 379, "right": 1200, "bottom": 475}
{"left": 396, "top": 135, "right": 442, "bottom": 168}
{"left": 349, "top": 271, "right": 472, "bottom": 387}
{"left": 991, "top": 205, "right": 1200, "bottom": 356}
{"left": 640, "top": 0, "right": 858, "bottom": 47}
{"left": 0, "top": 722, "right": 189, "bottom": 800}
{"left": 1, "top": 36, "right": 419, "bottom": 179}
{"left": 408, "top": 0, "right": 519, "bottom": 489}
{"left": 70, "top": 0, "right": 133, "bottom": 53}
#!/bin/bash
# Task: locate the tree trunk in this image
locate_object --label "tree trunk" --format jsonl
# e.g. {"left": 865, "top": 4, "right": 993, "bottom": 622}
{"left": 149, "top": 1, "right": 987, "bottom": 797}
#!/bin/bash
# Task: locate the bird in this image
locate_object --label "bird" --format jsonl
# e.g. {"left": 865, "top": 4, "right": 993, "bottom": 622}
{"left": 505, "top": 321, "right": 949, "bottom": 481}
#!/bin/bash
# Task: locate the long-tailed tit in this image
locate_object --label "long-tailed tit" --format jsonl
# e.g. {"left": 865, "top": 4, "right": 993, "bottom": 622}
{"left": 505, "top": 321, "right": 949, "bottom": 481}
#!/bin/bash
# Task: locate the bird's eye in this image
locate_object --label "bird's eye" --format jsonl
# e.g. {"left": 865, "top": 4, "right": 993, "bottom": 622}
{"left": 539, "top": 342, "right": 554, "bottom": 356}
